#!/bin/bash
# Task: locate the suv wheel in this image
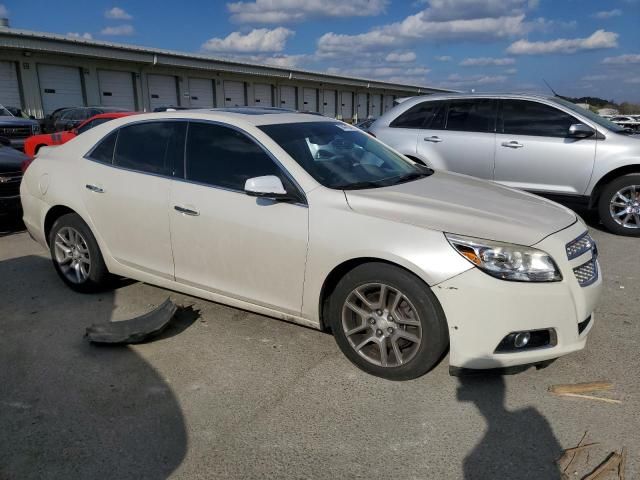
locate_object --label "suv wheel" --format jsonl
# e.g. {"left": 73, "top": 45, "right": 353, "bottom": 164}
{"left": 328, "top": 263, "right": 448, "bottom": 380}
{"left": 49, "top": 213, "right": 114, "bottom": 292}
{"left": 598, "top": 174, "right": 640, "bottom": 236}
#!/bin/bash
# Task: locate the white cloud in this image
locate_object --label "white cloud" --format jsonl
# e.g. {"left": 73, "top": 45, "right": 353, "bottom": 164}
{"left": 435, "top": 55, "right": 452, "bottom": 61}
{"left": 592, "top": 9, "right": 622, "bottom": 19}
{"left": 385, "top": 51, "right": 417, "bottom": 62}
{"left": 67, "top": 32, "right": 93, "bottom": 40}
{"left": 0, "top": 4, "right": 7, "bottom": 16}
{"left": 420, "top": 0, "right": 533, "bottom": 22}
{"left": 214, "top": 53, "right": 308, "bottom": 68}
{"left": 201, "top": 27, "right": 294, "bottom": 53}
{"left": 504, "top": 68, "right": 517, "bottom": 74}
{"left": 100, "top": 24, "right": 134, "bottom": 36}
{"left": 446, "top": 73, "right": 508, "bottom": 86}
{"left": 602, "top": 54, "right": 640, "bottom": 64}
{"left": 460, "top": 56, "right": 515, "bottom": 66}
{"left": 507, "top": 29, "right": 618, "bottom": 55}
{"left": 227, "top": 0, "right": 388, "bottom": 24}
{"left": 104, "top": 7, "right": 132, "bottom": 20}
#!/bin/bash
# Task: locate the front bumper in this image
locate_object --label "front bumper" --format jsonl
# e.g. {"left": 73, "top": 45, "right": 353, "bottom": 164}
{"left": 433, "top": 221, "right": 602, "bottom": 369}
{"left": 0, "top": 195, "right": 22, "bottom": 216}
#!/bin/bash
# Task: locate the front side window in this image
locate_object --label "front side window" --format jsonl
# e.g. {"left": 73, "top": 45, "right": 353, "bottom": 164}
{"left": 500, "top": 100, "right": 576, "bottom": 137}
{"left": 185, "top": 122, "right": 282, "bottom": 191}
{"left": 390, "top": 101, "right": 445, "bottom": 129}
{"left": 445, "top": 99, "right": 495, "bottom": 133}
{"left": 113, "top": 121, "right": 186, "bottom": 176}
{"left": 88, "top": 131, "right": 118, "bottom": 164}
{"left": 260, "top": 122, "right": 429, "bottom": 190}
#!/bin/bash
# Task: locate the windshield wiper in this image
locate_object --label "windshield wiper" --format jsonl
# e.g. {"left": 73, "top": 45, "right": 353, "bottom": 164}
{"left": 338, "top": 180, "right": 387, "bottom": 190}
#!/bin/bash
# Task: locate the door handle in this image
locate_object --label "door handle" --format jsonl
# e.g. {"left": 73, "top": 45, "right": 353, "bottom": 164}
{"left": 424, "top": 136, "right": 443, "bottom": 143}
{"left": 174, "top": 205, "right": 200, "bottom": 216}
{"left": 85, "top": 184, "right": 104, "bottom": 193}
{"left": 501, "top": 141, "right": 524, "bottom": 149}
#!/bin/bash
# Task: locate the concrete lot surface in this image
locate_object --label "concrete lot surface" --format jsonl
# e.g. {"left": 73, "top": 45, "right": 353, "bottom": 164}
{"left": 1, "top": 216, "right": 638, "bottom": 479}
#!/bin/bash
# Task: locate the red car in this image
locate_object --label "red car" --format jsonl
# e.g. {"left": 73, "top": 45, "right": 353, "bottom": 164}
{"left": 24, "top": 112, "right": 136, "bottom": 157}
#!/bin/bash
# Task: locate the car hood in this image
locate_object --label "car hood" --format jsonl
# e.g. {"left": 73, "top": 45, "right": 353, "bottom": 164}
{"left": 344, "top": 171, "right": 577, "bottom": 246}
{"left": 0, "top": 117, "right": 38, "bottom": 126}
{"left": 0, "top": 146, "right": 28, "bottom": 173}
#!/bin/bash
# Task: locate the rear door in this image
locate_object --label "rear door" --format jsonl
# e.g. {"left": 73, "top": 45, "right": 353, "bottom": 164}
{"left": 38, "top": 65, "right": 85, "bottom": 115}
{"left": 81, "top": 121, "right": 185, "bottom": 278}
{"left": 417, "top": 98, "right": 496, "bottom": 180}
{"left": 322, "top": 89, "right": 336, "bottom": 117}
{"left": 340, "top": 92, "right": 353, "bottom": 122}
{"left": 147, "top": 74, "right": 179, "bottom": 110}
{"left": 169, "top": 121, "right": 308, "bottom": 313}
{"left": 303, "top": 88, "right": 317, "bottom": 111}
{"left": 356, "top": 93, "right": 368, "bottom": 120}
{"left": 0, "top": 61, "right": 21, "bottom": 108}
{"left": 223, "top": 81, "right": 246, "bottom": 107}
{"left": 98, "top": 70, "right": 136, "bottom": 110}
{"left": 253, "top": 83, "right": 273, "bottom": 107}
{"left": 188, "top": 78, "right": 215, "bottom": 108}
{"left": 494, "top": 99, "right": 596, "bottom": 194}
{"left": 279, "top": 86, "right": 297, "bottom": 109}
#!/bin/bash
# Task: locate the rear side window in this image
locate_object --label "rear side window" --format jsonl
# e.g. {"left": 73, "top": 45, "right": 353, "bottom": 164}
{"left": 114, "top": 121, "right": 186, "bottom": 176}
{"left": 445, "top": 99, "right": 495, "bottom": 133}
{"left": 185, "top": 122, "right": 282, "bottom": 191}
{"left": 88, "top": 131, "right": 117, "bottom": 164}
{"left": 390, "top": 101, "right": 445, "bottom": 129}
{"left": 500, "top": 100, "right": 577, "bottom": 137}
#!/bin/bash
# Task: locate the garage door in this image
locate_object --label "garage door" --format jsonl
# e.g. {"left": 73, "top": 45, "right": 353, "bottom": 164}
{"left": 0, "top": 61, "right": 21, "bottom": 108}
{"left": 224, "top": 81, "right": 246, "bottom": 107}
{"left": 98, "top": 70, "right": 136, "bottom": 110}
{"left": 148, "top": 74, "right": 179, "bottom": 110}
{"left": 302, "top": 88, "right": 317, "bottom": 112}
{"left": 253, "top": 83, "right": 272, "bottom": 107}
{"left": 322, "top": 90, "right": 336, "bottom": 117}
{"left": 383, "top": 95, "right": 394, "bottom": 113}
{"left": 356, "top": 93, "right": 368, "bottom": 120}
{"left": 369, "top": 94, "right": 382, "bottom": 117}
{"left": 188, "top": 78, "right": 215, "bottom": 108}
{"left": 279, "top": 86, "right": 296, "bottom": 109}
{"left": 340, "top": 92, "right": 353, "bottom": 121}
{"left": 38, "top": 64, "right": 84, "bottom": 115}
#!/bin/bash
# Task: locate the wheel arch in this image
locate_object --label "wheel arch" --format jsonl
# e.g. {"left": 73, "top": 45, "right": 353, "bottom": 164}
{"left": 317, "top": 257, "right": 432, "bottom": 332}
{"left": 44, "top": 205, "right": 83, "bottom": 246}
{"left": 589, "top": 164, "right": 640, "bottom": 208}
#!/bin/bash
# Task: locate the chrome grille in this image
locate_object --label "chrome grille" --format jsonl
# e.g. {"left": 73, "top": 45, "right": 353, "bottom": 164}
{"left": 573, "top": 258, "right": 599, "bottom": 287}
{"left": 565, "top": 232, "right": 595, "bottom": 260}
{"left": 0, "top": 126, "right": 31, "bottom": 139}
{"left": 0, "top": 171, "right": 22, "bottom": 197}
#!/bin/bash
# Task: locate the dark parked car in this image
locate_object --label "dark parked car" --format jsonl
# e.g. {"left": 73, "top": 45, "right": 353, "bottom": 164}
{"left": 0, "top": 104, "right": 40, "bottom": 151}
{"left": 0, "top": 138, "right": 29, "bottom": 217}
{"left": 41, "top": 107, "right": 72, "bottom": 133}
{"left": 51, "top": 107, "right": 129, "bottom": 132}
{"left": 4, "top": 106, "right": 35, "bottom": 120}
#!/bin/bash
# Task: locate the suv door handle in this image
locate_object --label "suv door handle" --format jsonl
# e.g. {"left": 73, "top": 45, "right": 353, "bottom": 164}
{"left": 424, "top": 136, "right": 443, "bottom": 143}
{"left": 85, "top": 184, "right": 104, "bottom": 193}
{"left": 501, "top": 141, "right": 524, "bottom": 149}
{"left": 174, "top": 205, "right": 200, "bottom": 216}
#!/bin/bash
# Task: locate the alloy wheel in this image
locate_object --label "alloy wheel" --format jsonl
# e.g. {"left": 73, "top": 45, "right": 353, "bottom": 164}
{"left": 341, "top": 282, "right": 422, "bottom": 367}
{"left": 53, "top": 226, "right": 91, "bottom": 284}
{"left": 609, "top": 185, "right": 640, "bottom": 229}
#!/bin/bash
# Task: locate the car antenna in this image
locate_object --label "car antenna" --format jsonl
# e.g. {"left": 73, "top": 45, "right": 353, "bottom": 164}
{"left": 542, "top": 79, "right": 559, "bottom": 97}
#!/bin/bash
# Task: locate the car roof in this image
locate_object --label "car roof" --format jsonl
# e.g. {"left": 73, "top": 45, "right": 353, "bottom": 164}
{"left": 88, "top": 112, "right": 137, "bottom": 120}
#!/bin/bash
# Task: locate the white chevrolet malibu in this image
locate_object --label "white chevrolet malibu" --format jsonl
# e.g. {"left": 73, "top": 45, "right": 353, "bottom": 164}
{"left": 21, "top": 108, "right": 602, "bottom": 380}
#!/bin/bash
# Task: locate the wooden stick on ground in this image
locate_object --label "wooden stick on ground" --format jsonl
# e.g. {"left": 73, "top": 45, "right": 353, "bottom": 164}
{"left": 582, "top": 452, "right": 622, "bottom": 480}
{"left": 548, "top": 382, "right": 613, "bottom": 395}
{"left": 557, "top": 431, "right": 592, "bottom": 474}
{"left": 618, "top": 448, "right": 627, "bottom": 480}
{"left": 555, "top": 393, "right": 622, "bottom": 404}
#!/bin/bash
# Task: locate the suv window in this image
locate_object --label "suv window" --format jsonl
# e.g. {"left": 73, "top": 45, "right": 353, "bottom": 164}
{"left": 114, "top": 121, "right": 186, "bottom": 176}
{"left": 500, "top": 100, "right": 577, "bottom": 137}
{"left": 186, "top": 122, "right": 282, "bottom": 191}
{"left": 88, "top": 131, "right": 118, "bottom": 164}
{"left": 445, "top": 99, "right": 495, "bottom": 133}
{"left": 390, "top": 101, "right": 445, "bottom": 129}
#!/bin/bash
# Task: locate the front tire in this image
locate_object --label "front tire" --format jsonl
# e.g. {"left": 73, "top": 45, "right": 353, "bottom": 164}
{"left": 598, "top": 174, "right": 640, "bottom": 236}
{"left": 49, "top": 213, "right": 113, "bottom": 292}
{"left": 328, "top": 263, "right": 449, "bottom": 380}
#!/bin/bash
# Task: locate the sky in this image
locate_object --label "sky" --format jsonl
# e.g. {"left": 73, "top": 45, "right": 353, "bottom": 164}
{"left": 2, "top": 0, "right": 639, "bottom": 102}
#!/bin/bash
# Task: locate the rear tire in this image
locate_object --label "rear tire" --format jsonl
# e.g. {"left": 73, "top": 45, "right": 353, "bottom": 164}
{"left": 49, "top": 213, "right": 114, "bottom": 292}
{"left": 328, "top": 262, "right": 449, "bottom": 380}
{"left": 598, "top": 174, "right": 640, "bottom": 236}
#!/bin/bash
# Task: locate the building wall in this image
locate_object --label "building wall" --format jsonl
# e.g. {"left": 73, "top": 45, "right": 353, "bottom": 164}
{"left": 0, "top": 49, "right": 417, "bottom": 121}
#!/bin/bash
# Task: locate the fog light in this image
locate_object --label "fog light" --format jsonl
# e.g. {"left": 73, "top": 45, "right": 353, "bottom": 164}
{"left": 514, "top": 332, "right": 531, "bottom": 348}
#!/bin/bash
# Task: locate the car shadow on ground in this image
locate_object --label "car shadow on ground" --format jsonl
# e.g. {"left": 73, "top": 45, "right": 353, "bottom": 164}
{"left": 457, "top": 372, "right": 563, "bottom": 480}
{"left": 0, "top": 255, "right": 188, "bottom": 480}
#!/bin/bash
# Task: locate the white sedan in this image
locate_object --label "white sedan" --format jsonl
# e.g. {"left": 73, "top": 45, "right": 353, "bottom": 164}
{"left": 21, "top": 108, "right": 602, "bottom": 380}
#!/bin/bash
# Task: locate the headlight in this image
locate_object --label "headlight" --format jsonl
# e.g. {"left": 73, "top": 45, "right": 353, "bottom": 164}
{"left": 445, "top": 233, "right": 562, "bottom": 282}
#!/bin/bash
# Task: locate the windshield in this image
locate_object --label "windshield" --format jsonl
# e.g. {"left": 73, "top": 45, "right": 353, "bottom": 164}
{"left": 552, "top": 97, "right": 627, "bottom": 133}
{"left": 259, "top": 122, "right": 428, "bottom": 190}
{"left": 0, "top": 106, "right": 12, "bottom": 117}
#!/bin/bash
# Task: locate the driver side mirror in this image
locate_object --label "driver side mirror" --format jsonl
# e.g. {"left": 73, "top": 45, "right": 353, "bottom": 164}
{"left": 568, "top": 123, "right": 595, "bottom": 139}
{"left": 244, "top": 175, "right": 292, "bottom": 201}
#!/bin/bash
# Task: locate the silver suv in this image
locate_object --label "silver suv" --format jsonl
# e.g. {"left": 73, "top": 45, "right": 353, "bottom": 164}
{"left": 370, "top": 93, "right": 640, "bottom": 236}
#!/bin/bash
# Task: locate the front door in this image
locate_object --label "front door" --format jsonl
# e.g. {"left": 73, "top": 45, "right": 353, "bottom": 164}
{"left": 169, "top": 121, "right": 308, "bottom": 314}
{"left": 81, "top": 121, "right": 185, "bottom": 278}
{"left": 494, "top": 99, "right": 597, "bottom": 194}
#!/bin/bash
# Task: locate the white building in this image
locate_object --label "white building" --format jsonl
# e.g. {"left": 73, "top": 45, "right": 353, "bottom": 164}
{"left": 0, "top": 27, "right": 452, "bottom": 122}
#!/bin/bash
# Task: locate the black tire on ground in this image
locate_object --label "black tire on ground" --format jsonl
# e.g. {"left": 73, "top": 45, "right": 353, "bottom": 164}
{"left": 48, "top": 213, "right": 114, "bottom": 292}
{"left": 597, "top": 173, "right": 640, "bottom": 237}
{"left": 328, "top": 262, "right": 449, "bottom": 381}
